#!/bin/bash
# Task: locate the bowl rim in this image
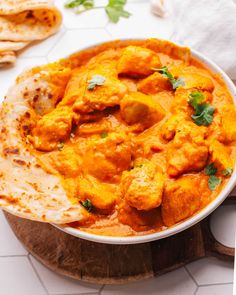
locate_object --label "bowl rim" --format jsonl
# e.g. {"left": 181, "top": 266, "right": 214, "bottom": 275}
{"left": 54, "top": 38, "right": 236, "bottom": 245}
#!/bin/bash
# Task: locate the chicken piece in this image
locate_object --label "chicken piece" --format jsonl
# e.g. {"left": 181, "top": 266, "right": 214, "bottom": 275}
{"left": 31, "top": 106, "right": 72, "bottom": 151}
{"left": 181, "top": 72, "right": 214, "bottom": 92}
{"left": 117, "top": 46, "right": 161, "bottom": 77}
{"left": 61, "top": 63, "right": 127, "bottom": 113}
{"left": 45, "top": 64, "right": 72, "bottom": 104}
{"left": 118, "top": 201, "right": 162, "bottom": 232}
{"left": 167, "top": 121, "right": 208, "bottom": 177}
{"left": 120, "top": 77, "right": 138, "bottom": 92}
{"left": 78, "top": 120, "right": 110, "bottom": 136}
{"left": 209, "top": 140, "right": 233, "bottom": 173}
{"left": 167, "top": 62, "right": 185, "bottom": 77}
{"left": 171, "top": 87, "right": 212, "bottom": 115}
{"left": 162, "top": 175, "right": 201, "bottom": 226}
{"left": 59, "top": 67, "right": 88, "bottom": 106}
{"left": 47, "top": 146, "right": 82, "bottom": 177}
{"left": 120, "top": 92, "right": 166, "bottom": 128}
{"left": 78, "top": 114, "right": 125, "bottom": 136}
{"left": 220, "top": 105, "right": 236, "bottom": 142}
{"left": 121, "top": 161, "right": 164, "bottom": 211}
{"left": 137, "top": 72, "right": 172, "bottom": 94}
{"left": 31, "top": 65, "right": 71, "bottom": 115}
{"left": 78, "top": 132, "right": 132, "bottom": 183}
{"left": 160, "top": 114, "right": 186, "bottom": 141}
{"left": 78, "top": 175, "right": 117, "bottom": 211}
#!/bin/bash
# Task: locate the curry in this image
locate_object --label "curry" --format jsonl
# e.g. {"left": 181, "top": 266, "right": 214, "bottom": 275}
{"left": 22, "top": 39, "right": 236, "bottom": 236}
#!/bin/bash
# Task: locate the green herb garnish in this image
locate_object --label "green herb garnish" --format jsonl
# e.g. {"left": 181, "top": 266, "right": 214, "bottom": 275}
{"left": 57, "top": 142, "right": 64, "bottom": 151}
{"left": 222, "top": 167, "right": 233, "bottom": 177}
{"left": 188, "top": 91, "right": 215, "bottom": 126}
{"left": 204, "top": 162, "right": 221, "bottom": 191}
{"left": 87, "top": 74, "right": 106, "bottom": 90}
{"left": 153, "top": 66, "right": 185, "bottom": 90}
{"left": 80, "top": 199, "right": 93, "bottom": 212}
{"left": 100, "top": 132, "right": 108, "bottom": 138}
{"left": 205, "top": 163, "right": 217, "bottom": 176}
{"left": 208, "top": 175, "right": 222, "bottom": 191}
{"left": 105, "top": 0, "right": 131, "bottom": 23}
{"left": 65, "top": 0, "right": 94, "bottom": 9}
{"left": 188, "top": 91, "right": 205, "bottom": 108}
{"left": 64, "top": 0, "right": 131, "bottom": 23}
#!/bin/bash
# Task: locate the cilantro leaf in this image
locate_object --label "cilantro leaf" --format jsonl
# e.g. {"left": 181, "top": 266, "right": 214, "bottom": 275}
{"left": 65, "top": 0, "right": 130, "bottom": 23}
{"left": 191, "top": 104, "right": 215, "bottom": 126}
{"left": 100, "top": 132, "right": 108, "bottom": 138}
{"left": 80, "top": 199, "right": 93, "bottom": 212}
{"left": 65, "top": 0, "right": 94, "bottom": 9}
{"left": 208, "top": 175, "right": 222, "bottom": 191}
{"left": 188, "top": 90, "right": 215, "bottom": 126}
{"left": 105, "top": 0, "right": 131, "bottom": 23}
{"left": 83, "top": 0, "right": 94, "bottom": 9}
{"left": 87, "top": 74, "right": 106, "bottom": 90}
{"left": 204, "top": 163, "right": 221, "bottom": 191}
{"left": 223, "top": 167, "right": 233, "bottom": 177}
{"left": 153, "top": 66, "right": 185, "bottom": 90}
{"left": 188, "top": 91, "right": 205, "bottom": 110}
{"left": 205, "top": 163, "right": 217, "bottom": 176}
{"left": 65, "top": 0, "right": 83, "bottom": 8}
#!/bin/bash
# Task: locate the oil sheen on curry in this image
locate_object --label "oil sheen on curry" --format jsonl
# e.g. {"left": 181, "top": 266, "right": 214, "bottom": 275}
{"left": 26, "top": 39, "right": 236, "bottom": 236}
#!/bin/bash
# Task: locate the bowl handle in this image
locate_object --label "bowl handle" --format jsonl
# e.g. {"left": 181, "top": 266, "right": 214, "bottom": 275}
{"left": 201, "top": 197, "right": 235, "bottom": 261}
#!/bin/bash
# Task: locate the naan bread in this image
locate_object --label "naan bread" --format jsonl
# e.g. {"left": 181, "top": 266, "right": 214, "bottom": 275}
{"left": 0, "top": 50, "right": 16, "bottom": 67}
{"left": 0, "top": 68, "right": 84, "bottom": 223}
{"left": 0, "top": 0, "right": 62, "bottom": 67}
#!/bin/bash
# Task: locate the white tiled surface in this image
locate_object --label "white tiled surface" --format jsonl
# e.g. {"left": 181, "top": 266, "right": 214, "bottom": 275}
{"left": 102, "top": 268, "right": 197, "bottom": 295}
{"left": 0, "top": 1, "right": 235, "bottom": 294}
{"left": 186, "top": 257, "right": 234, "bottom": 285}
{"left": 0, "top": 211, "right": 27, "bottom": 256}
{"left": 30, "top": 256, "right": 101, "bottom": 295}
{"left": 196, "top": 284, "right": 233, "bottom": 295}
{"left": 47, "top": 29, "right": 111, "bottom": 62}
{"left": 0, "top": 257, "right": 46, "bottom": 295}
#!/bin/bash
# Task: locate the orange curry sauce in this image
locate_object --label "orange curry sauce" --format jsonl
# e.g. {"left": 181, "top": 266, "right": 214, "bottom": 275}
{"left": 26, "top": 39, "right": 236, "bottom": 236}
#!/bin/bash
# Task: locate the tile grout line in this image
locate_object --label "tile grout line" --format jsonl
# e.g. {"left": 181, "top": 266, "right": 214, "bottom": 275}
{"left": 193, "top": 286, "right": 199, "bottom": 295}
{"left": 0, "top": 254, "right": 28, "bottom": 258}
{"left": 44, "top": 28, "right": 68, "bottom": 57}
{"left": 51, "top": 292, "right": 100, "bottom": 295}
{"left": 27, "top": 254, "right": 49, "bottom": 295}
{"left": 197, "top": 282, "right": 233, "bottom": 287}
{"left": 27, "top": 254, "right": 102, "bottom": 295}
{"left": 99, "top": 284, "right": 105, "bottom": 295}
{"left": 64, "top": 27, "right": 108, "bottom": 31}
{"left": 17, "top": 56, "right": 47, "bottom": 60}
{"left": 184, "top": 265, "right": 199, "bottom": 287}
{"left": 103, "top": 26, "right": 114, "bottom": 38}
{"left": 46, "top": 29, "right": 67, "bottom": 57}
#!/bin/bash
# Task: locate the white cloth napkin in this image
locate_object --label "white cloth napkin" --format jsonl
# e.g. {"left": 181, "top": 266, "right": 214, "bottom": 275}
{"left": 151, "top": 0, "right": 236, "bottom": 80}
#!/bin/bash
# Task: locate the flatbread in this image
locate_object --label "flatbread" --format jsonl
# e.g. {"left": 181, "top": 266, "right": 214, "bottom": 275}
{"left": 0, "top": 51, "right": 16, "bottom": 67}
{"left": 0, "top": 68, "right": 84, "bottom": 223}
{"left": 0, "top": 0, "right": 62, "bottom": 67}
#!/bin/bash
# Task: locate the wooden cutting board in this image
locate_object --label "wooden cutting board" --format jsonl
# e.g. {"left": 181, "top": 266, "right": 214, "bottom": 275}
{"left": 4, "top": 195, "right": 235, "bottom": 285}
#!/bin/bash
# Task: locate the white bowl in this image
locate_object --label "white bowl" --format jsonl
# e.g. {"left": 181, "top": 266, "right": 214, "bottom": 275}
{"left": 54, "top": 39, "right": 236, "bottom": 245}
